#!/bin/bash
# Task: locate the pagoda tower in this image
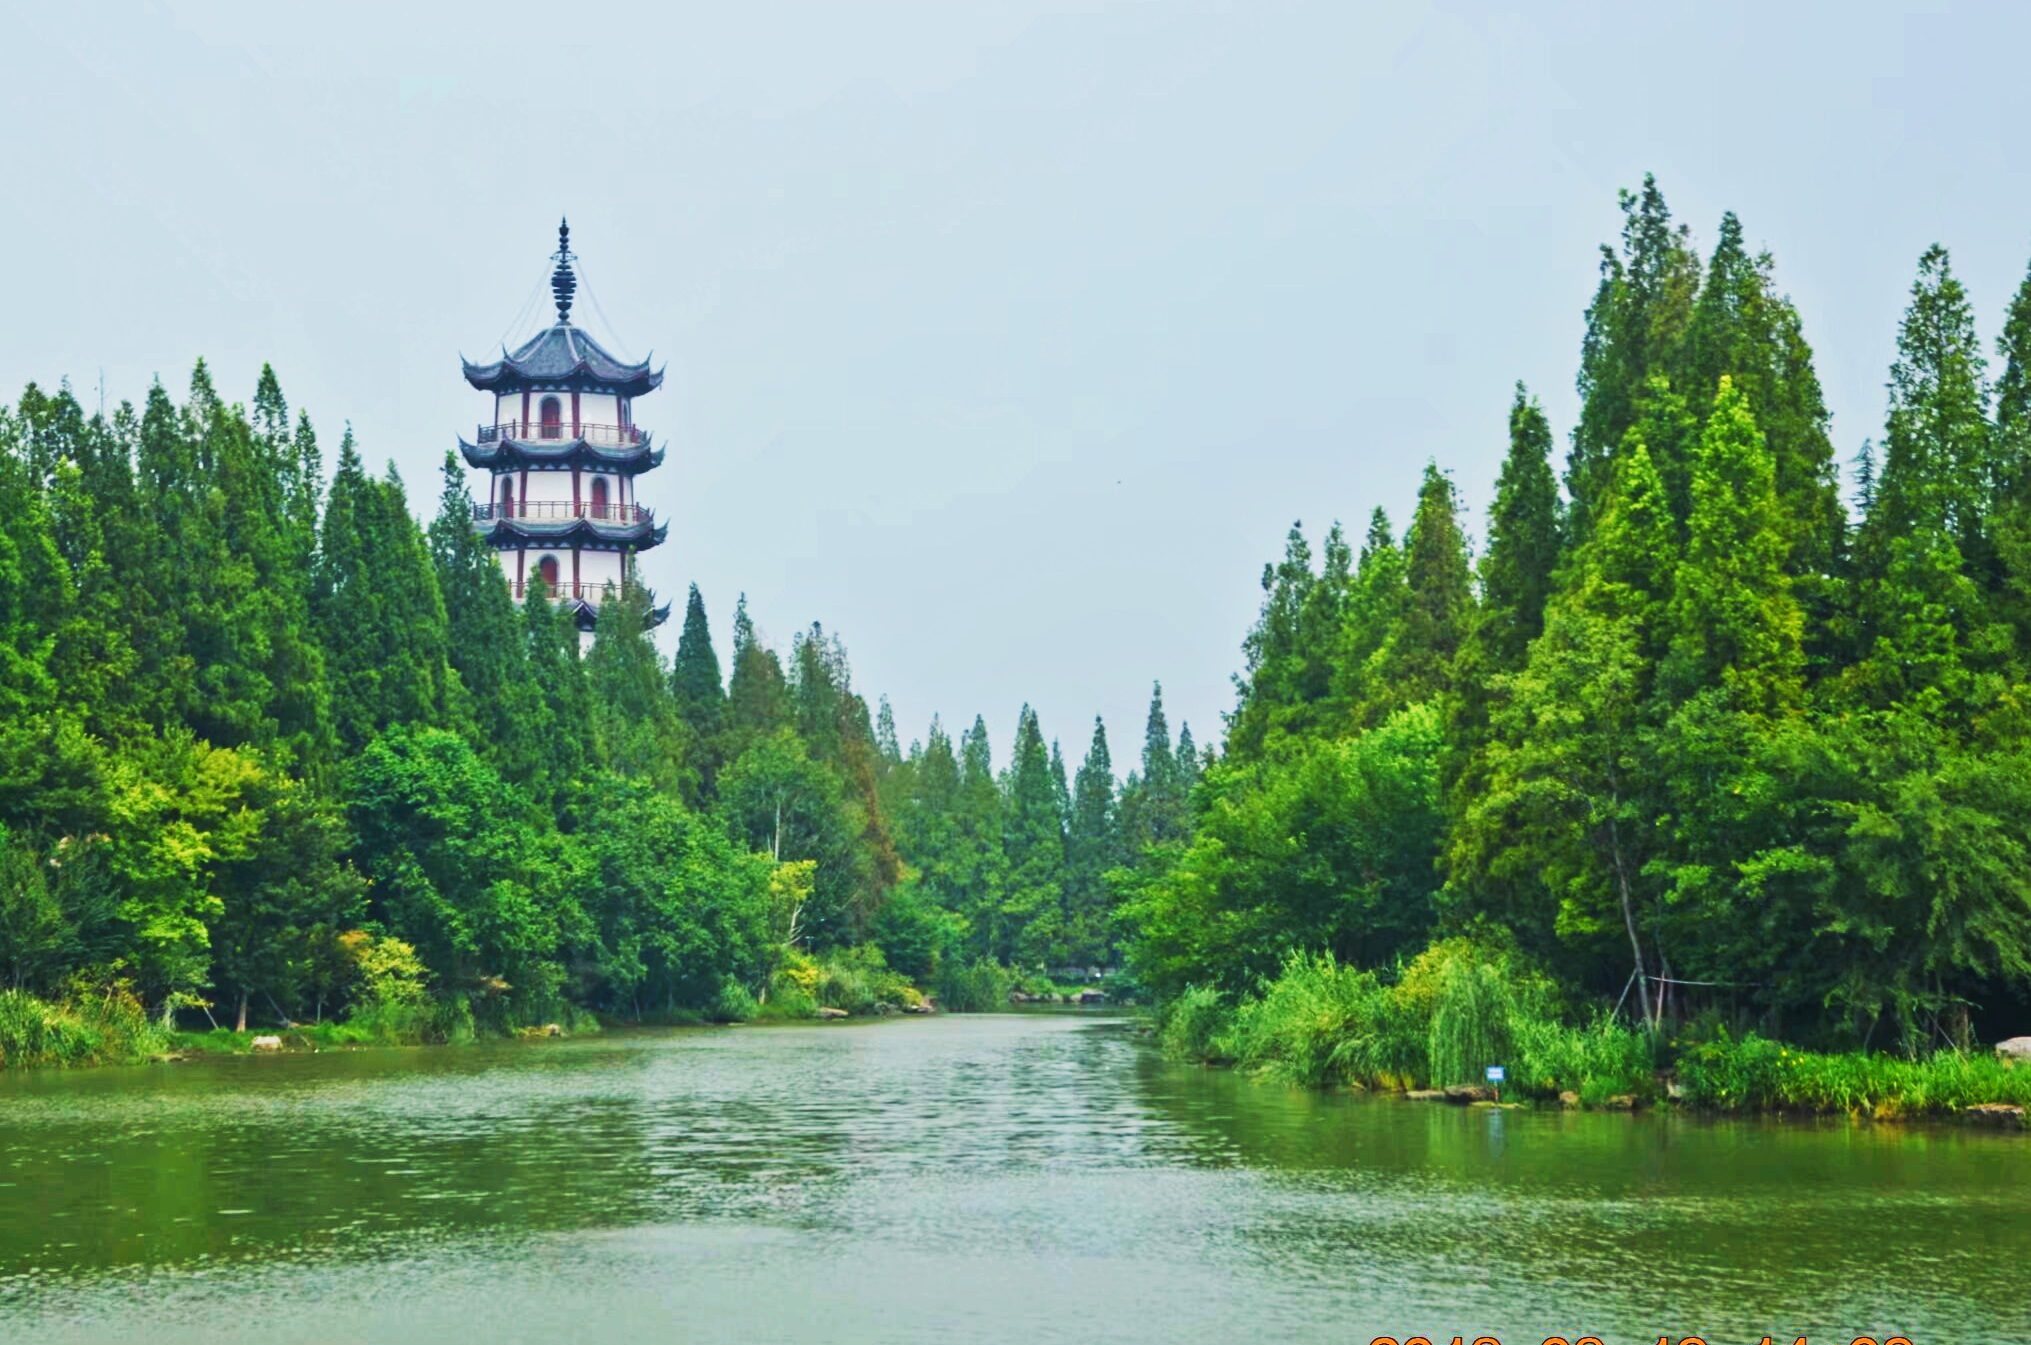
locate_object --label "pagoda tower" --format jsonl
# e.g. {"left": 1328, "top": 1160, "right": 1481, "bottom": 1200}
{"left": 461, "top": 220, "right": 669, "bottom": 634}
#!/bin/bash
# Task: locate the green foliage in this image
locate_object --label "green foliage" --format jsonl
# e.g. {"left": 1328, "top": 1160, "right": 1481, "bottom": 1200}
{"left": 567, "top": 772, "right": 775, "bottom": 1016}
{"left": 1675, "top": 1032, "right": 2031, "bottom": 1116}
{"left": 0, "top": 984, "right": 166, "bottom": 1068}
{"left": 1000, "top": 705, "right": 1065, "bottom": 966}
{"left": 1123, "top": 703, "right": 1443, "bottom": 999}
{"left": 810, "top": 943, "right": 918, "bottom": 1014}
{"left": 0, "top": 362, "right": 992, "bottom": 1058}
{"left": 17, "top": 176, "right": 2031, "bottom": 1083}
{"left": 315, "top": 438, "right": 457, "bottom": 751}
{"left": 344, "top": 726, "right": 577, "bottom": 1026}
{"left": 585, "top": 580, "right": 694, "bottom": 797}
{"left": 933, "top": 956, "right": 1013, "bottom": 1014}
{"left": 1157, "top": 984, "right": 1234, "bottom": 1064}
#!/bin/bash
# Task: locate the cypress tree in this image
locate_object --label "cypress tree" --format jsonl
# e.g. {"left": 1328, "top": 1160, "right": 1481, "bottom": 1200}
{"left": 1231, "top": 523, "right": 1314, "bottom": 753}
{"left": 26, "top": 387, "right": 145, "bottom": 743}
{"left": 895, "top": 715, "right": 964, "bottom": 911}
{"left": 1173, "top": 722, "right": 1200, "bottom": 788}
{"left": 1230, "top": 522, "right": 1350, "bottom": 758}
{"left": 315, "top": 438, "right": 457, "bottom": 749}
{"left": 286, "top": 410, "right": 323, "bottom": 562}
{"left": 1452, "top": 444, "right": 1677, "bottom": 1012}
{"left": 586, "top": 580, "right": 692, "bottom": 797}
{"left": 134, "top": 378, "right": 202, "bottom": 728}
{"left": 429, "top": 453, "right": 545, "bottom": 792}
{"left": 203, "top": 366, "right": 330, "bottom": 762}
{"left": 522, "top": 574, "right": 594, "bottom": 793}
{"left": 1569, "top": 175, "right": 1701, "bottom": 542}
{"left": 1331, "top": 508, "right": 1407, "bottom": 717}
{"left": 1064, "top": 716, "right": 1119, "bottom": 965}
{"left": 952, "top": 715, "right": 1007, "bottom": 958}
{"left": 875, "top": 696, "right": 901, "bottom": 766}
{"left": 1480, "top": 386, "right": 1564, "bottom": 670}
{"left": 0, "top": 422, "right": 74, "bottom": 827}
{"left": 670, "top": 584, "right": 726, "bottom": 738}
{"left": 1682, "top": 213, "right": 1844, "bottom": 585}
{"left": 1373, "top": 463, "right": 1475, "bottom": 718}
{"left": 725, "top": 594, "right": 791, "bottom": 749}
{"left": 1991, "top": 257, "right": 2031, "bottom": 658}
{"left": 1120, "top": 682, "right": 1187, "bottom": 849}
{"left": 1862, "top": 246, "right": 1993, "bottom": 567}
{"left": 1661, "top": 377, "right": 1804, "bottom": 711}
{"left": 1001, "top": 705, "right": 1065, "bottom": 966}
{"left": 790, "top": 623, "right": 847, "bottom": 767}
{"left": 1850, "top": 247, "right": 2002, "bottom": 707}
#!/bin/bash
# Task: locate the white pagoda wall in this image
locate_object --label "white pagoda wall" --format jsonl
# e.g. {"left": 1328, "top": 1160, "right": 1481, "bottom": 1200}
{"left": 490, "top": 468, "right": 631, "bottom": 509}
{"left": 493, "top": 392, "right": 625, "bottom": 428}
{"left": 492, "top": 546, "right": 624, "bottom": 599}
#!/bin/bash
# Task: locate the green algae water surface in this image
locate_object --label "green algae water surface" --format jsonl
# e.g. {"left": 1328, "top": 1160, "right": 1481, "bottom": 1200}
{"left": 0, "top": 1014, "right": 2024, "bottom": 1344}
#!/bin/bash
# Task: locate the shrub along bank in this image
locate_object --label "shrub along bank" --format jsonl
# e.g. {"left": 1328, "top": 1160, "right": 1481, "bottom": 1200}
{"left": 1158, "top": 940, "right": 2031, "bottom": 1121}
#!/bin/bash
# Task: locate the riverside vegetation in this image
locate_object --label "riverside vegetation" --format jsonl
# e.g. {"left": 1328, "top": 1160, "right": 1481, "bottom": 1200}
{"left": 1133, "top": 178, "right": 2031, "bottom": 1120}
{"left": 0, "top": 346, "right": 1194, "bottom": 1066}
{"left": 6, "top": 179, "right": 2031, "bottom": 1120}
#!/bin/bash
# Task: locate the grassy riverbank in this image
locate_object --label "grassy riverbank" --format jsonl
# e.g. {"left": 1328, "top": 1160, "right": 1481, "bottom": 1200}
{"left": 0, "top": 943, "right": 1017, "bottom": 1069}
{"left": 1159, "top": 943, "right": 2031, "bottom": 1121}
{"left": 0, "top": 987, "right": 615, "bottom": 1068}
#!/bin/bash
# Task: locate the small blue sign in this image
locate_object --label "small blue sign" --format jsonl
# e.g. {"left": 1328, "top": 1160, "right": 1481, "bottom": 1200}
{"left": 1485, "top": 1065, "right": 1506, "bottom": 1084}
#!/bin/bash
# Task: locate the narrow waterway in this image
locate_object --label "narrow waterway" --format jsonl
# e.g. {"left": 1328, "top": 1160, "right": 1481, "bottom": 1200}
{"left": 0, "top": 1014, "right": 2022, "bottom": 1343}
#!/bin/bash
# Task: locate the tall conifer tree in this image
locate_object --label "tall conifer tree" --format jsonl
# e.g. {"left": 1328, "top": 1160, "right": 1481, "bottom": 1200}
{"left": 1064, "top": 716, "right": 1119, "bottom": 965}
{"left": 1001, "top": 706, "right": 1065, "bottom": 966}
{"left": 430, "top": 453, "right": 544, "bottom": 791}
{"left": 586, "top": 581, "right": 692, "bottom": 797}
{"left": 670, "top": 584, "right": 726, "bottom": 737}
{"left": 522, "top": 574, "right": 596, "bottom": 792}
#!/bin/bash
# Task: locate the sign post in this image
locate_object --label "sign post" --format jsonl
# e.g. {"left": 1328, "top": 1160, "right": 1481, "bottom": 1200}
{"left": 1485, "top": 1064, "right": 1505, "bottom": 1103}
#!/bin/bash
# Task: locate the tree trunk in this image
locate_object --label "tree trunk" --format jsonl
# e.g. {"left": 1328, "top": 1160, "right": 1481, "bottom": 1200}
{"left": 1607, "top": 818, "right": 1652, "bottom": 1028}
{"left": 236, "top": 990, "right": 249, "bottom": 1034}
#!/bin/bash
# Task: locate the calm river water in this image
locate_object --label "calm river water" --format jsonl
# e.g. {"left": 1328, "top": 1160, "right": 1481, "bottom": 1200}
{"left": 0, "top": 1014, "right": 2024, "bottom": 1343}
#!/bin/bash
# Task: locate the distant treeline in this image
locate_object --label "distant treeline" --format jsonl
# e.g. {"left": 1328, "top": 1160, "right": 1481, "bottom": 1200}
{"left": 1123, "top": 177, "right": 2031, "bottom": 1051}
{"left": 0, "top": 363, "right": 1188, "bottom": 1034}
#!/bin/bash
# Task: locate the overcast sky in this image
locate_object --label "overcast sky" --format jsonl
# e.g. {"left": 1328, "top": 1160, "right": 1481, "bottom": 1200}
{"left": 7, "top": 0, "right": 2030, "bottom": 770}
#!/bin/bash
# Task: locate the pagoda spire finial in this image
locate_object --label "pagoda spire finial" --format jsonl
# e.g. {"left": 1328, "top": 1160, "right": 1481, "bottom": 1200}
{"left": 550, "top": 217, "right": 578, "bottom": 324}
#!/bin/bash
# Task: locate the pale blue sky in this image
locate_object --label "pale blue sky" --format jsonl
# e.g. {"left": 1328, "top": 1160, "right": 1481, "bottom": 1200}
{"left": 7, "top": 1, "right": 2030, "bottom": 769}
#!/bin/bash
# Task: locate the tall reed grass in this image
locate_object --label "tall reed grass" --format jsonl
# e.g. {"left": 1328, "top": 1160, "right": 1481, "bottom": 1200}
{"left": 1159, "top": 941, "right": 2029, "bottom": 1117}
{"left": 0, "top": 987, "right": 167, "bottom": 1068}
{"left": 1675, "top": 1032, "right": 2031, "bottom": 1116}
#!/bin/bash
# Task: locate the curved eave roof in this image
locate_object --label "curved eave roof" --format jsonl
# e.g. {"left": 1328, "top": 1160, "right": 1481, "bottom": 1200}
{"left": 462, "top": 322, "right": 664, "bottom": 395}
{"left": 570, "top": 599, "right": 672, "bottom": 633}
{"left": 458, "top": 437, "right": 665, "bottom": 474}
{"left": 478, "top": 517, "right": 666, "bottom": 550}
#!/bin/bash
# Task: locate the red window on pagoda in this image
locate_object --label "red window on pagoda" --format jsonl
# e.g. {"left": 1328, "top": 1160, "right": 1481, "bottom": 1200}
{"left": 590, "top": 477, "right": 609, "bottom": 518}
{"left": 539, "top": 396, "right": 562, "bottom": 439}
{"left": 500, "top": 479, "right": 515, "bottom": 517}
{"left": 537, "top": 555, "right": 560, "bottom": 592}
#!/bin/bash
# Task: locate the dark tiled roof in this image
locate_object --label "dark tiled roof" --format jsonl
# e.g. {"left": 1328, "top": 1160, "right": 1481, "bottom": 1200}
{"left": 568, "top": 599, "right": 672, "bottom": 633}
{"left": 475, "top": 513, "right": 668, "bottom": 552}
{"left": 462, "top": 323, "right": 664, "bottom": 395}
{"left": 458, "top": 437, "right": 665, "bottom": 474}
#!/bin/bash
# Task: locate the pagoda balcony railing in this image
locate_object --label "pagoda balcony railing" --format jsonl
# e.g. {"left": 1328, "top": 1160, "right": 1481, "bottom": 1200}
{"left": 509, "top": 579, "right": 620, "bottom": 603}
{"left": 477, "top": 421, "right": 644, "bottom": 447}
{"left": 472, "top": 502, "right": 653, "bottom": 525}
